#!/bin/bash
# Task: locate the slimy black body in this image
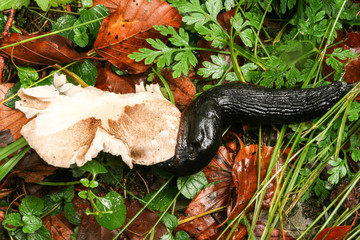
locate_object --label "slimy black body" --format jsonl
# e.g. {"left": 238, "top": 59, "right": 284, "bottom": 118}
{"left": 156, "top": 82, "right": 354, "bottom": 176}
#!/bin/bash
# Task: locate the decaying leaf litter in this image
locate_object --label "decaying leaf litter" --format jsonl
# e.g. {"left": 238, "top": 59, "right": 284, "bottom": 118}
{"left": 0, "top": 0, "right": 360, "bottom": 239}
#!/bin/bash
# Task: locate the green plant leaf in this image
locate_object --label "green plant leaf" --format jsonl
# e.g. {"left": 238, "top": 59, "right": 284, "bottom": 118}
{"left": 82, "top": 0, "right": 93, "bottom": 8}
{"left": 80, "top": 178, "right": 90, "bottom": 187}
{"left": 17, "top": 66, "right": 39, "bottom": 89}
{"left": 89, "top": 180, "right": 99, "bottom": 188}
{"left": 198, "top": 54, "right": 230, "bottom": 79}
{"left": 175, "top": 231, "right": 191, "bottom": 240}
{"left": 0, "top": 0, "right": 30, "bottom": 11}
{"left": 64, "top": 202, "right": 82, "bottom": 225}
{"left": 35, "top": 0, "right": 50, "bottom": 11}
{"left": 4, "top": 81, "right": 21, "bottom": 109}
{"left": 2, "top": 213, "right": 22, "bottom": 231}
{"left": 177, "top": 171, "right": 208, "bottom": 199}
{"left": 79, "top": 4, "right": 109, "bottom": 38}
{"left": 73, "top": 25, "right": 89, "bottom": 47}
{"left": 27, "top": 225, "right": 51, "bottom": 240}
{"left": 52, "top": 15, "right": 78, "bottom": 41}
{"left": 19, "top": 195, "right": 44, "bottom": 216}
{"left": 36, "top": 0, "right": 74, "bottom": 11}
{"left": 81, "top": 160, "right": 108, "bottom": 175}
{"left": 22, "top": 215, "right": 43, "bottom": 233}
{"left": 160, "top": 212, "right": 178, "bottom": 231}
{"left": 78, "top": 191, "right": 88, "bottom": 199}
{"left": 348, "top": 101, "right": 360, "bottom": 122}
{"left": 143, "top": 186, "right": 177, "bottom": 212}
{"left": 95, "top": 191, "right": 126, "bottom": 230}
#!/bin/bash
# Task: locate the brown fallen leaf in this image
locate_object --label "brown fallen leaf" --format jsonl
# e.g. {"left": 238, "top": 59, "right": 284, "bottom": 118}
{"left": 93, "top": 0, "right": 182, "bottom": 74}
{"left": 93, "top": 0, "right": 120, "bottom": 13}
{"left": 174, "top": 147, "right": 235, "bottom": 239}
{"left": 227, "top": 145, "right": 278, "bottom": 221}
{"left": 0, "top": 83, "right": 29, "bottom": 146}
{"left": 123, "top": 198, "right": 168, "bottom": 239}
{"left": 314, "top": 211, "right": 357, "bottom": 240}
{"left": 330, "top": 181, "right": 359, "bottom": 210}
{"left": 254, "top": 220, "right": 296, "bottom": 240}
{"left": 14, "top": 150, "right": 57, "bottom": 183}
{"left": 43, "top": 213, "right": 75, "bottom": 240}
{"left": 154, "top": 69, "right": 196, "bottom": 110}
{"left": 77, "top": 214, "right": 120, "bottom": 240}
{"left": 322, "top": 31, "right": 360, "bottom": 84}
{"left": 95, "top": 63, "right": 146, "bottom": 94}
{"left": 0, "top": 32, "right": 88, "bottom": 66}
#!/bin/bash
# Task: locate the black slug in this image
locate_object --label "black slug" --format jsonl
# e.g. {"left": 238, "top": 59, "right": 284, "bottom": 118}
{"left": 156, "top": 81, "right": 354, "bottom": 176}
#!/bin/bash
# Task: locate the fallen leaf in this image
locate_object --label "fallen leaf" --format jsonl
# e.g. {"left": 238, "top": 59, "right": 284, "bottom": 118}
{"left": 95, "top": 63, "right": 146, "bottom": 94}
{"left": 322, "top": 31, "right": 360, "bottom": 84}
{"left": 93, "top": 0, "right": 182, "bottom": 74}
{"left": 254, "top": 220, "right": 296, "bottom": 240}
{"left": 93, "top": 0, "right": 120, "bottom": 13}
{"left": 77, "top": 214, "right": 120, "bottom": 240}
{"left": 314, "top": 212, "right": 357, "bottom": 240}
{"left": 0, "top": 32, "right": 88, "bottom": 66}
{"left": 43, "top": 213, "right": 74, "bottom": 240}
{"left": 0, "top": 83, "right": 29, "bottom": 145}
{"left": 154, "top": 69, "right": 196, "bottom": 110}
{"left": 123, "top": 198, "right": 168, "bottom": 239}
{"left": 330, "top": 182, "right": 359, "bottom": 210}
{"left": 14, "top": 150, "right": 57, "bottom": 183}
{"left": 174, "top": 147, "right": 234, "bottom": 239}
{"left": 227, "top": 145, "right": 278, "bottom": 221}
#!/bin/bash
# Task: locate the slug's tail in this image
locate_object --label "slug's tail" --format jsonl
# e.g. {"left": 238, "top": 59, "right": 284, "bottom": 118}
{"left": 218, "top": 81, "right": 355, "bottom": 124}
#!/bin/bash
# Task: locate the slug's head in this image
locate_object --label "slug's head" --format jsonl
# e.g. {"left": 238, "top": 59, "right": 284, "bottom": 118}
{"left": 156, "top": 99, "right": 223, "bottom": 176}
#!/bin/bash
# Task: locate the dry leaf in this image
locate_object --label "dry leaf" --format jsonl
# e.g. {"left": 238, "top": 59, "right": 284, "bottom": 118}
{"left": 93, "top": 0, "right": 182, "bottom": 74}
{"left": 123, "top": 199, "right": 168, "bottom": 239}
{"left": 174, "top": 147, "right": 234, "bottom": 239}
{"left": 77, "top": 215, "right": 120, "bottom": 240}
{"left": 254, "top": 220, "right": 296, "bottom": 240}
{"left": 95, "top": 63, "right": 147, "bottom": 94}
{"left": 227, "top": 145, "right": 278, "bottom": 221}
{"left": 322, "top": 31, "right": 360, "bottom": 84}
{"left": 0, "top": 32, "right": 88, "bottom": 66}
{"left": 154, "top": 69, "right": 196, "bottom": 110}
{"left": 93, "top": 0, "right": 120, "bottom": 13}
{"left": 43, "top": 213, "right": 75, "bottom": 240}
{"left": 0, "top": 83, "right": 30, "bottom": 146}
{"left": 314, "top": 212, "right": 357, "bottom": 240}
{"left": 14, "top": 150, "right": 57, "bottom": 183}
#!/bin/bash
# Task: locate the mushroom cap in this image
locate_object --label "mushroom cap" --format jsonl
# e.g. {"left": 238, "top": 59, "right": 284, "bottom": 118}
{"left": 16, "top": 74, "right": 181, "bottom": 168}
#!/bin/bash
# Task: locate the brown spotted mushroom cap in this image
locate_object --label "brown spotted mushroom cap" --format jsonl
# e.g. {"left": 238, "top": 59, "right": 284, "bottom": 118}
{"left": 15, "top": 74, "right": 181, "bottom": 168}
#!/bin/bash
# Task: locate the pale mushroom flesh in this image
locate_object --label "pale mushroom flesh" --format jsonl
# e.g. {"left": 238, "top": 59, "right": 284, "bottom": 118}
{"left": 15, "top": 74, "right": 181, "bottom": 168}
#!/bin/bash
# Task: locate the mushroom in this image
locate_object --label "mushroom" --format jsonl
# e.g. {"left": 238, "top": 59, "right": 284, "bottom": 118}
{"left": 15, "top": 73, "right": 181, "bottom": 168}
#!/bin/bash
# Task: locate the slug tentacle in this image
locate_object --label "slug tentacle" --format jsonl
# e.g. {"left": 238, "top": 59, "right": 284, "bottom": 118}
{"left": 157, "top": 81, "right": 354, "bottom": 176}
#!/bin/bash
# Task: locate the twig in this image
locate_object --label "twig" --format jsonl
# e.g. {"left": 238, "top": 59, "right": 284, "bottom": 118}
{"left": 2, "top": 9, "right": 16, "bottom": 37}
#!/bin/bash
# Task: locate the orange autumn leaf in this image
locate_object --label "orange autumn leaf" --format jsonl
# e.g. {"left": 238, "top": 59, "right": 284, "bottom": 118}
{"left": 43, "top": 214, "right": 74, "bottom": 240}
{"left": 226, "top": 145, "right": 278, "bottom": 221}
{"left": 95, "top": 63, "right": 146, "bottom": 94}
{"left": 314, "top": 212, "right": 358, "bottom": 240}
{"left": 93, "top": 0, "right": 182, "bottom": 74}
{"left": 0, "top": 32, "right": 88, "bottom": 66}
{"left": 154, "top": 69, "right": 196, "bottom": 110}
{"left": 175, "top": 146, "right": 235, "bottom": 239}
{"left": 93, "top": 0, "right": 120, "bottom": 13}
{"left": 0, "top": 83, "right": 29, "bottom": 145}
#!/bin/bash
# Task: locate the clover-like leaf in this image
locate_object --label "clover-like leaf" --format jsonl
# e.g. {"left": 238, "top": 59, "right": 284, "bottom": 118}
{"left": 95, "top": 191, "right": 126, "bottom": 230}
{"left": 19, "top": 195, "right": 44, "bottom": 216}
{"left": 2, "top": 213, "right": 22, "bottom": 231}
